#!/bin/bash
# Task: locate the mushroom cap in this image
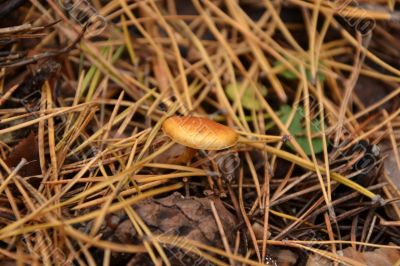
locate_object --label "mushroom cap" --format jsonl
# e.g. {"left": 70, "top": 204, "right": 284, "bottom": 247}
{"left": 162, "top": 116, "right": 238, "bottom": 150}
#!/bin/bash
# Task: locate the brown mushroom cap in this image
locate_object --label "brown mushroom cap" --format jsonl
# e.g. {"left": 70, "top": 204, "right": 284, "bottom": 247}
{"left": 162, "top": 116, "right": 239, "bottom": 150}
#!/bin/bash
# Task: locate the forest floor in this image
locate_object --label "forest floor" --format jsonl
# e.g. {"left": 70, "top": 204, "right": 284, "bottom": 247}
{"left": 0, "top": 0, "right": 400, "bottom": 265}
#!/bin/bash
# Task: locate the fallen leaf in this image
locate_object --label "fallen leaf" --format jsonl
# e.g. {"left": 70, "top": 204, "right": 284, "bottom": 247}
{"left": 274, "top": 249, "right": 298, "bottom": 266}
{"left": 355, "top": 76, "right": 392, "bottom": 110}
{"left": 341, "top": 247, "right": 366, "bottom": 264}
{"left": 252, "top": 222, "right": 270, "bottom": 240}
{"left": 4, "top": 132, "right": 41, "bottom": 177}
{"left": 225, "top": 82, "right": 268, "bottom": 110}
{"left": 274, "top": 61, "right": 326, "bottom": 82}
{"left": 306, "top": 254, "right": 332, "bottom": 266}
{"left": 89, "top": 192, "right": 238, "bottom": 265}
{"left": 340, "top": 246, "right": 400, "bottom": 266}
{"left": 381, "top": 144, "right": 400, "bottom": 188}
{"left": 380, "top": 142, "right": 400, "bottom": 220}
{"left": 279, "top": 105, "right": 324, "bottom": 155}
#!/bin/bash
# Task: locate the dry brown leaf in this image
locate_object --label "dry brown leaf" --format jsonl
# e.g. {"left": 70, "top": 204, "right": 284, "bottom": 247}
{"left": 89, "top": 192, "right": 238, "bottom": 265}
{"left": 305, "top": 254, "right": 332, "bottom": 266}
{"left": 341, "top": 247, "right": 367, "bottom": 264}
{"left": 354, "top": 76, "right": 392, "bottom": 110}
{"left": 382, "top": 146, "right": 400, "bottom": 188}
{"left": 341, "top": 246, "right": 400, "bottom": 266}
{"left": 380, "top": 142, "right": 400, "bottom": 220}
{"left": 274, "top": 249, "right": 298, "bottom": 266}
{"left": 4, "top": 131, "right": 40, "bottom": 177}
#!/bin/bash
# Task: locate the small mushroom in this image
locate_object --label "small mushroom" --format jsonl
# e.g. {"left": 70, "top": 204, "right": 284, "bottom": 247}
{"left": 162, "top": 116, "right": 238, "bottom": 150}
{"left": 162, "top": 116, "right": 239, "bottom": 195}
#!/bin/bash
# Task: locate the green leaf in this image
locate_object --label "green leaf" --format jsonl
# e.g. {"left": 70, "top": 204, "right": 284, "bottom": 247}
{"left": 274, "top": 61, "right": 326, "bottom": 82}
{"left": 274, "top": 61, "right": 297, "bottom": 80}
{"left": 225, "top": 82, "right": 268, "bottom": 110}
{"left": 307, "top": 69, "right": 326, "bottom": 83}
{"left": 279, "top": 105, "right": 324, "bottom": 155}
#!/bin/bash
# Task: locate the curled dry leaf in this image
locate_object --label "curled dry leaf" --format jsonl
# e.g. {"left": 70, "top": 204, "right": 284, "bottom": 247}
{"left": 89, "top": 192, "right": 238, "bottom": 265}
